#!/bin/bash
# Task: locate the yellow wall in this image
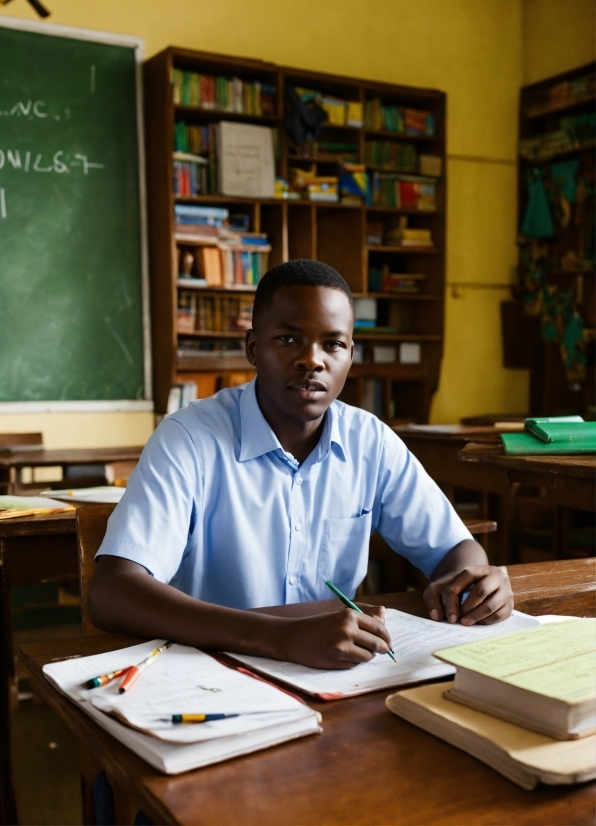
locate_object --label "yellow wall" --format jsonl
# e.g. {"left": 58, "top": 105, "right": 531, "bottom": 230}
{"left": 0, "top": 0, "right": 586, "bottom": 441}
{"left": 523, "top": 0, "right": 595, "bottom": 84}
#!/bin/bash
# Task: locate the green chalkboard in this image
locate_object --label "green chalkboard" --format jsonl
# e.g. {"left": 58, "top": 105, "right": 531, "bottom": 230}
{"left": 0, "top": 22, "right": 148, "bottom": 404}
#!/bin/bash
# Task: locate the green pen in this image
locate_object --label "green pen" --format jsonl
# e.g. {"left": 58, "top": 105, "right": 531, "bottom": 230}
{"left": 324, "top": 579, "right": 397, "bottom": 663}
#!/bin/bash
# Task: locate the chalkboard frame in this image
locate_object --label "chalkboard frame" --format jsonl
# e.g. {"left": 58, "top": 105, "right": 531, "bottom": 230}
{"left": 0, "top": 16, "right": 152, "bottom": 412}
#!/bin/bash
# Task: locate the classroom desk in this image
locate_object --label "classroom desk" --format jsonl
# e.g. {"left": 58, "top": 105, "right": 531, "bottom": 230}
{"left": 0, "top": 446, "right": 144, "bottom": 494}
{"left": 459, "top": 444, "right": 596, "bottom": 513}
{"left": 0, "top": 511, "right": 80, "bottom": 825}
{"left": 394, "top": 426, "right": 512, "bottom": 563}
{"left": 18, "top": 559, "right": 596, "bottom": 826}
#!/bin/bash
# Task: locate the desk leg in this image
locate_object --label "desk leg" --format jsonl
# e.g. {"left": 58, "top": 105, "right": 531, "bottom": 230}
{"left": 0, "top": 555, "right": 18, "bottom": 825}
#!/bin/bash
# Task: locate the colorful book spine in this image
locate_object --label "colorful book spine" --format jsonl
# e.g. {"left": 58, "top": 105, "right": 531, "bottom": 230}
{"left": 172, "top": 69, "right": 276, "bottom": 115}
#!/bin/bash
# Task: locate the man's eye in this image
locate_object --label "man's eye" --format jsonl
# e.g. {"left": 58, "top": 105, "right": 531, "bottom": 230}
{"left": 326, "top": 341, "right": 345, "bottom": 350}
{"left": 277, "top": 335, "right": 295, "bottom": 343}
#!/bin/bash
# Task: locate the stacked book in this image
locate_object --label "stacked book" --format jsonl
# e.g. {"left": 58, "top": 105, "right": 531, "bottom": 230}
{"left": 501, "top": 416, "right": 596, "bottom": 455}
{"left": 387, "top": 619, "right": 596, "bottom": 789}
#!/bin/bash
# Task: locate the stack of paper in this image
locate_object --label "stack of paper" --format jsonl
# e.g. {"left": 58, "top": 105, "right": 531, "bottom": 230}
{"left": 43, "top": 641, "right": 321, "bottom": 774}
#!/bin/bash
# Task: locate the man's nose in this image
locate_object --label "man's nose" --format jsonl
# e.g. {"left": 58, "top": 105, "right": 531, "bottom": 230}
{"left": 294, "top": 344, "right": 325, "bottom": 371}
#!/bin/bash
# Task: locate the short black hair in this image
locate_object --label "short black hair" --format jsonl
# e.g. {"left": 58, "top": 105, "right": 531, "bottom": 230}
{"left": 252, "top": 259, "right": 354, "bottom": 330}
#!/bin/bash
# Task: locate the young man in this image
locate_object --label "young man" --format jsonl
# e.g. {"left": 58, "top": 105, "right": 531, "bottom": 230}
{"left": 91, "top": 260, "right": 513, "bottom": 669}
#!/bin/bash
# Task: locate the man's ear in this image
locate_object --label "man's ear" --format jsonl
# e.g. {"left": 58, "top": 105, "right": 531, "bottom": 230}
{"left": 245, "top": 329, "right": 256, "bottom": 366}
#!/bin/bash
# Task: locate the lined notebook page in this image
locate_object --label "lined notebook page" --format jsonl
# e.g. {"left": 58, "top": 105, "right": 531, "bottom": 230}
{"left": 227, "top": 610, "right": 540, "bottom": 698}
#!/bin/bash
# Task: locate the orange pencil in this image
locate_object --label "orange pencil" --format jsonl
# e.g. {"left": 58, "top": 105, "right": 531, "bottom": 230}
{"left": 118, "top": 641, "right": 173, "bottom": 694}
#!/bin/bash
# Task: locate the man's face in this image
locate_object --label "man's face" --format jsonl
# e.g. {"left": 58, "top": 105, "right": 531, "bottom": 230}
{"left": 246, "top": 285, "right": 354, "bottom": 426}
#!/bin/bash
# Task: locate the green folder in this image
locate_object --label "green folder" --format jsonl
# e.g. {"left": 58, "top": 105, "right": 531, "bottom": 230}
{"left": 525, "top": 416, "right": 596, "bottom": 444}
{"left": 501, "top": 432, "right": 596, "bottom": 455}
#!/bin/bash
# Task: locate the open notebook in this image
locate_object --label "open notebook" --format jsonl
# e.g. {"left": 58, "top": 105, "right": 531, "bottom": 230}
{"left": 43, "top": 641, "right": 321, "bottom": 774}
{"left": 227, "top": 610, "right": 541, "bottom": 700}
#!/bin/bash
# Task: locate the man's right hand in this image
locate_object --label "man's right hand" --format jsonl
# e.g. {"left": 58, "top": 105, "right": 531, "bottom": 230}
{"left": 281, "top": 605, "right": 392, "bottom": 669}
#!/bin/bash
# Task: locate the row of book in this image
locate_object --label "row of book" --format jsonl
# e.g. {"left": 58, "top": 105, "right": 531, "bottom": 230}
{"left": 172, "top": 69, "right": 277, "bottom": 115}
{"left": 364, "top": 100, "right": 435, "bottom": 136}
{"left": 368, "top": 266, "right": 425, "bottom": 293}
{"left": 177, "top": 294, "right": 254, "bottom": 334}
{"left": 523, "top": 70, "right": 595, "bottom": 118}
{"left": 173, "top": 156, "right": 213, "bottom": 197}
{"left": 371, "top": 172, "right": 437, "bottom": 210}
{"left": 519, "top": 112, "right": 595, "bottom": 161}
{"left": 179, "top": 245, "right": 270, "bottom": 288}
{"left": 365, "top": 141, "right": 418, "bottom": 171}
{"left": 174, "top": 121, "right": 213, "bottom": 155}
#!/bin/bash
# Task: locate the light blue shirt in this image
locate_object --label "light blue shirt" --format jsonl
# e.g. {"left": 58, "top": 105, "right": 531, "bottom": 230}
{"left": 97, "top": 379, "right": 472, "bottom": 608}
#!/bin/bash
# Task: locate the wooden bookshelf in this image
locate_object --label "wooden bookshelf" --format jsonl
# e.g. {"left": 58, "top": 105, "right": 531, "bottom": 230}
{"left": 144, "top": 48, "right": 447, "bottom": 421}
{"left": 503, "top": 62, "right": 595, "bottom": 416}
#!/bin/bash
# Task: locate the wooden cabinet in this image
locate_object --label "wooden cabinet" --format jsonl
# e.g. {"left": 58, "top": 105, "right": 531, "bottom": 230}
{"left": 508, "top": 62, "right": 595, "bottom": 416}
{"left": 144, "top": 48, "right": 446, "bottom": 419}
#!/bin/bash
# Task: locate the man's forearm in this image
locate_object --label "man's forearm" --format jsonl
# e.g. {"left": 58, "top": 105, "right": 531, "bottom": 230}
{"left": 430, "top": 538, "right": 488, "bottom": 581}
{"left": 90, "top": 559, "right": 290, "bottom": 658}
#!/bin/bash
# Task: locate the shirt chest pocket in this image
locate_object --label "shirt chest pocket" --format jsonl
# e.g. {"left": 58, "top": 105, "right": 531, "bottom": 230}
{"left": 317, "top": 512, "right": 372, "bottom": 599}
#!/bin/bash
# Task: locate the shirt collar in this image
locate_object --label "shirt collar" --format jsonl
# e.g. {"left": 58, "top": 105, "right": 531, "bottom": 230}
{"left": 238, "top": 377, "right": 347, "bottom": 463}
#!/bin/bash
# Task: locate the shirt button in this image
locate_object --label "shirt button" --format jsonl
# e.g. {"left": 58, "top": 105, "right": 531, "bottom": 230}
{"left": 289, "top": 576, "right": 296, "bottom": 585}
{"left": 295, "top": 523, "right": 302, "bottom": 531}
{"left": 295, "top": 476, "right": 302, "bottom": 486}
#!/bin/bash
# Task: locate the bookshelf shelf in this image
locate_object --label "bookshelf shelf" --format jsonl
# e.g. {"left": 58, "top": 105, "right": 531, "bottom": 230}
{"left": 174, "top": 105, "right": 280, "bottom": 125}
{"left": 523, "top": 96, "right": 595, "bottom": 121}
{"left": 364, "top": 129, "right": 438, "bottom": 141}
{"left": 145, "top": 47, "right": 446, "bottom": 420}
{"left": 353, "top": 333, "right": 442, "bottom": 341}
{"left": 354, "top": 293, "right": 443, "bottom": 302}
{"left": 367, "top": 246, "right": 441, "bottom": 254}
{"left": 176, "top": 282, "right": 257, "bottom": 293}
{"left": 179, "top": 330, "right": 247, "bottom": 339}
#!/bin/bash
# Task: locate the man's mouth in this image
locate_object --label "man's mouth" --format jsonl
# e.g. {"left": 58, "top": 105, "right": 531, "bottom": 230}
{"left": 287, "top": 380, "right": 327, "bottom": 398}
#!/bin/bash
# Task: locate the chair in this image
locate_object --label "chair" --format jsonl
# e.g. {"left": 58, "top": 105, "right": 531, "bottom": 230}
{"left": 76, "top": 504, "right": 142, "bottom": 824}
{"left": 76, "top": 505, "right": 116, "bottom": 637}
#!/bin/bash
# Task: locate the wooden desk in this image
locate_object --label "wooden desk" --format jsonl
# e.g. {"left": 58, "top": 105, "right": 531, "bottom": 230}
{"left": 0, "top": 446, "right": 144, "bottom": 494}
{"left": 459, "top": 445, "right": 596, "bottom": 512}
{"left": 395, "top": 427, "right": 511, "bottom": 563}
{"left": 0, "top": 511, "right": 79, "bottom": 824}
{"left": 18, "top": 561, "right": 596, "bottom": 826}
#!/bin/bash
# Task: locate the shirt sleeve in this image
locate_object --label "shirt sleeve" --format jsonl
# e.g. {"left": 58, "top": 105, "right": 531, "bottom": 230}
{"left": 95, "top": 417, "right": 201, "bottom": 583}
{"left": 374, "top": 426, "right": 473, "bottom": 578}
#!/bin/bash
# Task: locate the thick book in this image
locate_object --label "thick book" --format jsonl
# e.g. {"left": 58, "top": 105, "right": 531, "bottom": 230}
{"left": 226, "top": 610, "right": 540, "bottom": 700}
{"left": 43, "top": 641, "right": 321, "bottom": 774}
{"left": 386, "top": 682, "right": 596, "bottom": 790}
{"left": 433, "top": 620, "right": 596, "bottom": 740}
{"left": 525, "top": 416, "right": 596, "bottom": 444}
{"left": 500, "top": 432, "right": 596, "bottom": 455}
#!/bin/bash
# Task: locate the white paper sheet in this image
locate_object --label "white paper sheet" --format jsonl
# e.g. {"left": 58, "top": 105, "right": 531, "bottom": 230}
{"left": 44, "top": 641, "right": 310, "bottom": 744}
{"left": 227, "top": 610, "right": 541, "bottom": 698}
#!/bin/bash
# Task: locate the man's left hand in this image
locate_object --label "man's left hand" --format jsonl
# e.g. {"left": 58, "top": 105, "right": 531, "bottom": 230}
{"left": 423, "top": 565, "right": 513, "bottom": 626}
